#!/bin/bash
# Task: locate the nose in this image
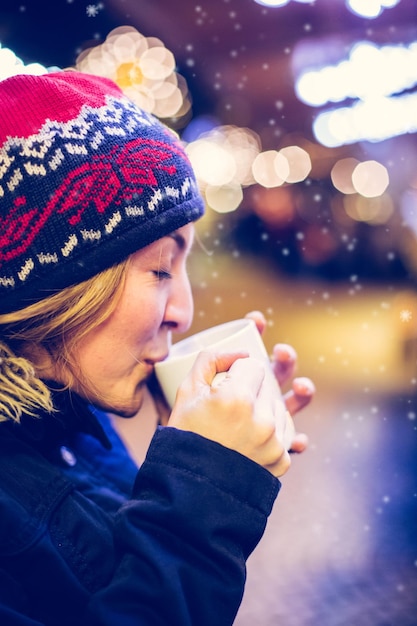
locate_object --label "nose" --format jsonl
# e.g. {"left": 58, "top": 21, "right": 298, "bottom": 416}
{"left": 164, "top": 269, "right": 194, "bottom": 334}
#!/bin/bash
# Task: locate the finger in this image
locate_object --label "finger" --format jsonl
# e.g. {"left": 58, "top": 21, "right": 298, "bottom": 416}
{"left": 283, "top": 376, "right": 315, "bottom": 416}
{"left": 196, "top": 350, "right": 249, "bottom": 384}
{"left": 218, "top": 355, "right": 266, "bottom": 397}
{"left": 244, "top": 310, "right": 266, "bottom": 335}
{"left": 264, "top": 447, "right": 292, "bottom": 478}
{"left": 289, "top": 432, "right": 309, "bottom": 454}
{"left": 282, "top": 410, "right": 296, "bottom": 450}
{"left": 271, "top": 343, "right": 297, "bottom": 386}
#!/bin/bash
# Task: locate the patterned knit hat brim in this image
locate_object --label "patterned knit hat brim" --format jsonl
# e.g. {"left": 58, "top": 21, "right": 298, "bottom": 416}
{"left": 0, "top": 72, "right": 205, "bottom": 314}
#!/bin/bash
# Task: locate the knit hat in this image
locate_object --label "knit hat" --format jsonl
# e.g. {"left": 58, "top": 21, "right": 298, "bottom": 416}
{"left": 0, "top": 71, "right": 204, "bottom": 314}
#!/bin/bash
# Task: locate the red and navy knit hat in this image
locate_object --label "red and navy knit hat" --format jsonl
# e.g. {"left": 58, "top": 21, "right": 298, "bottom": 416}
{"left": 0, "top": 71, "right": 204, "bottom": 314}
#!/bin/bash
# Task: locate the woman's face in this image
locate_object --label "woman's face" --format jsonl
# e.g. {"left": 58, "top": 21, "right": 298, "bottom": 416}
{"left": 71, "top": 223, "right": 195, "bottom": 416}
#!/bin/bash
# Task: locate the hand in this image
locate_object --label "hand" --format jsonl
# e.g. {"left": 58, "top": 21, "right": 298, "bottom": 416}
{"left": 168, "top": 351, "right": 291, "bottom": 478}
{"left": 245, "top": 311, "right": 315, "bottom": 453}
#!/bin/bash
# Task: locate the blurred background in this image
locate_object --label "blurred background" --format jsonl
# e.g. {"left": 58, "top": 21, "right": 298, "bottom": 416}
{"left": 1, "top": 0, "right": 416, "bottom": 623}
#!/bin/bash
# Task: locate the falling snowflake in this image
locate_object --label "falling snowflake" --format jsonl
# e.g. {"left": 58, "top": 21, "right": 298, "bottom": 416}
{"left": 400, "top": 309, "right": 412, "bottom": 322}
{"left": 86, "top": 4, "right": 100, "bottom": 17}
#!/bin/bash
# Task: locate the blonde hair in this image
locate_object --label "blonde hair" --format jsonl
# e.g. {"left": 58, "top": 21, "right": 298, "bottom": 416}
{"left": 0, "top": 260, "right": 129, "bottom": 423}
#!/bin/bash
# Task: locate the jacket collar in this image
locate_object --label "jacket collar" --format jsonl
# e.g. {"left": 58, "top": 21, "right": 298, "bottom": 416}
{"left": 17, "top": 383, "right": 112, "bottom": 451}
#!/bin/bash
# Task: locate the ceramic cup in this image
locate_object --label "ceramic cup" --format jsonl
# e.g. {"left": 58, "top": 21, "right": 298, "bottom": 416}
{"left": 154, "top": 318, "right": 295, "bottom": 449}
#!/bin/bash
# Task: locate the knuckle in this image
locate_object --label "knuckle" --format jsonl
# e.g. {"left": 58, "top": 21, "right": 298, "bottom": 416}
{"left": 227, "top": 392, "right": 256, "bottom": 416}
{"left": 275, "top": 451, "right": 292, "bottom": 477}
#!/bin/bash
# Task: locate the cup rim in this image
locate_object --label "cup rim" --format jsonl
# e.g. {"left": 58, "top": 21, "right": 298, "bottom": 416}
{"left": 154, "top": 318, "right": 255, "bottom": 370}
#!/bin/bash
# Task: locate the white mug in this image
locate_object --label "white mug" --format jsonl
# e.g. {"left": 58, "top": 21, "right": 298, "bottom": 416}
{"left": 154, "top": 318, "right": 295, "bottom": 450}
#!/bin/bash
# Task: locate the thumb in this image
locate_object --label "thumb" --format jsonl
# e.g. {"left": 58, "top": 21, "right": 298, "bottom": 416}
{"left": 189, "top": 350, "right": 250, "bottom": 387}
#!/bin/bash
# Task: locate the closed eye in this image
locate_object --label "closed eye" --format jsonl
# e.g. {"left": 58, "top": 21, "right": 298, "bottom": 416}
{"left": 152, "top": 269, "right": 172, "bottom": 280}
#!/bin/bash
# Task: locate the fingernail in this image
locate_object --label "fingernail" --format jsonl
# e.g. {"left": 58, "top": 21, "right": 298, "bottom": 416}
{"left": 275, "top": 344, "right": 297, "bottom": 362}
{"left": 294, "top": 377, "right": 316, "bottom": 394}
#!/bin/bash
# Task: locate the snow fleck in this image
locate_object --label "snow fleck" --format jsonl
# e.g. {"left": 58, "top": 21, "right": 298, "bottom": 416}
{"left": 400, "top": 309, "right": 412, "bottom": 322}
{"left": 86, "top": 4, "right": 101, "bottom": 17}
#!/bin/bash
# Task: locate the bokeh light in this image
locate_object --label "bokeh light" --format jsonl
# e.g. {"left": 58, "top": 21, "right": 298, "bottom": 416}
{"left": 205, "top": 183, "right": 243, "bottom": 213}
{"left": 251, "top": 186, "right": 296, "bottom": 227}
{"left": 253, "top": 0, "right": 314, "bottom": 5}
{"left": 331, "top": 158, "right": 360, "bottom": 194}
{"left": 75, "top": 26, "right": 192, "bottom": 127}
{"left": 0, "top": 43, "right": 51, "bottom": 80}
{"left": 186, "top": 139, "right": 237, "bottom": 187}
{"left": 346, "top": 0, "right": 401, "bottom": 18}
{"left": 343, "top": 193, "right": 394, "bottom": 224}
{"left": 279, "top": 145, "right": 312, "bottom": 183}
{"left": 253, "top": 0, "right": 290, "bottom": 6}
{"left": 297, "top": 42, "right": 417, "bottom": 106}
{"left": 252, "top": 150, "right": 289, "bottom": 188}
{"left": 351, "top": 160, "right": 389, "bottom": 197}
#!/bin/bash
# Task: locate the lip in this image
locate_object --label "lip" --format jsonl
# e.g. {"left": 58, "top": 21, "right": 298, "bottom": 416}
{"left": 150, "top": 353, "right": 169, "bottom": 364}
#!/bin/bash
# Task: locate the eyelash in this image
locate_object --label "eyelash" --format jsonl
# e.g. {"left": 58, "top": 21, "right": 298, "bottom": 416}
{"left": 152, "top": 269, "right": 172, "bottom": 280}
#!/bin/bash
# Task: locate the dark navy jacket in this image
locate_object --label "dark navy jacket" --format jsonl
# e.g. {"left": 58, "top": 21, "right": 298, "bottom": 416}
{"left": 0, "top": 389, "right": 280, "bottom": 625}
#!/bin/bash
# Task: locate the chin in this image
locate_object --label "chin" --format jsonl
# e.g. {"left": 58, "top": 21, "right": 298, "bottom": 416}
{"left": 107, "top": 388, "right": 147, "bottom": 418}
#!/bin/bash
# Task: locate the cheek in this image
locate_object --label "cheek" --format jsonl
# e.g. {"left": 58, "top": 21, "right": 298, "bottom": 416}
{"left": 113, "top": 286, "right": 166, "bottom": 343}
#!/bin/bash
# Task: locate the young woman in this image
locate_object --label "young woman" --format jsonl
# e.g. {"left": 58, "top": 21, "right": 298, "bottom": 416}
{"left": 0, "top": 70, "right": 313, "bottom": 625}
